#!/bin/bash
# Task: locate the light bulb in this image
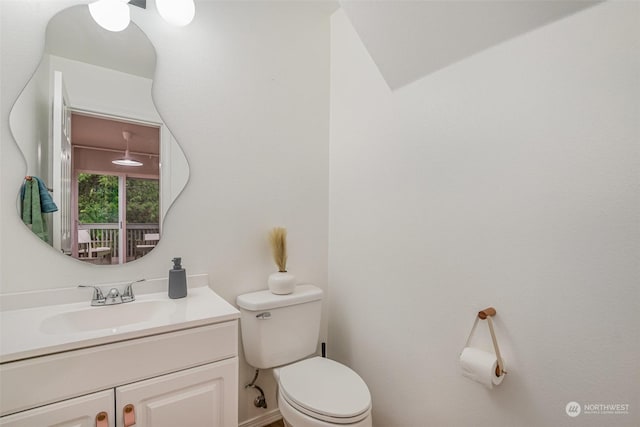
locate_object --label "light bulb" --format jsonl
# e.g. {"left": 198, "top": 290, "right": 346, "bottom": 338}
{"left": 89, "top": 0, "right": 131, "bottom": 32}
{"left": 156, "top": 0, "right": 195, "bottom": 26}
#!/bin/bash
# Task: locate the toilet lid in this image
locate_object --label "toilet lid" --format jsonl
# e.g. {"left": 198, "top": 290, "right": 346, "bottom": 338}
{"left": 278, "top": 357, "right": 371, "bottom": 422}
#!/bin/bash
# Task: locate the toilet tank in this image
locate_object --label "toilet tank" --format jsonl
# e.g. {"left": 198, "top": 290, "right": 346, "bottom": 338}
{"left": 236, "top": 284, "right": 323, "bottom": 369}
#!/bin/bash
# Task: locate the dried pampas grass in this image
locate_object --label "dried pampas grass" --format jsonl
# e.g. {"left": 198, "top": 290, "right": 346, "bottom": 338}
{"left": 269, "top": 227, "right": 288, "bottom": 272}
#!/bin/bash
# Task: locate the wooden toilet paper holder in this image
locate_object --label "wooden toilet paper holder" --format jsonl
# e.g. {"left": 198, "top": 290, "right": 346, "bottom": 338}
{"left": 464, "top": 307, "right": 506, "bottom": 377}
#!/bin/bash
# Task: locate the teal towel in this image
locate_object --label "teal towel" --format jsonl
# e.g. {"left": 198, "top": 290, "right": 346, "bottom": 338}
{"left": 20, "top": 177, "right": 57, "bottom": 213}
{"left": 35, "top": 177, "right": 58, "bottom": 213}
{"left": 21, "top": 180, "right": 33, "bottom": 225}
{"left": 21, "top": 180, "right": 49, "bottom": 242}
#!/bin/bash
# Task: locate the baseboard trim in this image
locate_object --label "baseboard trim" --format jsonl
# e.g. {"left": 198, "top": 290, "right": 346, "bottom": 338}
{"left": 239, "top": 409, "right": 283, "bottom": 427}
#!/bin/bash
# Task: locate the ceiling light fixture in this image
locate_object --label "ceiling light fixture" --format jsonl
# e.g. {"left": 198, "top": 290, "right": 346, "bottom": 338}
{"left": 156, "top": 0, "right": 195, "bottom": 26}
{"left": 112, "top": 130, "right": 143, "bottom": 167}
{"left": 89, "top": 0, "right": 195, "bottom": 32}
{"left": 89, "top": 0, "right": 131, "bottom": 32}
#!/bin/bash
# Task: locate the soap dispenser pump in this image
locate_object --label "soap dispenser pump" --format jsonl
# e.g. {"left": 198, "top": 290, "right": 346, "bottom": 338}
{"left": 168, "top": 257, "right": 187, "bottom": 299}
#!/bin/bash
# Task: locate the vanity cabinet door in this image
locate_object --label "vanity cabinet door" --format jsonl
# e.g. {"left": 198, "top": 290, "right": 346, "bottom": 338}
{"left": 0, "top": 390, "right": 114, "bottom": 427}
{"left": 115, "top": 357, "right": 238, "bottom": 427}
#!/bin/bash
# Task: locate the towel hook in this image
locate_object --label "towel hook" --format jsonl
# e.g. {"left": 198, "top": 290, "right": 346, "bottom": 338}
{"left": 24, "top": 176, "right": 53, "bottom": 192}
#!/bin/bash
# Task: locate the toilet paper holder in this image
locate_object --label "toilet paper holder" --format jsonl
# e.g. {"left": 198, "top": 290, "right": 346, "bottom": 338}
{"left": 463, "top": 307, "right": 506, "bottom": 377}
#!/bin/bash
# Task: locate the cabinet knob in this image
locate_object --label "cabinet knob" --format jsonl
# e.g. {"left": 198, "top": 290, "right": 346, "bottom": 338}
{"left": 95, "top": 411, "right": 108, "bottom": 427}
{"left": 124, "top": 403, "right": 136, "bottom": 427}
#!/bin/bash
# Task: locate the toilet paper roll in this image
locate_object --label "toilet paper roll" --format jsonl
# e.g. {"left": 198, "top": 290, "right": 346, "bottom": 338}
{"left": 459, "top": 347, "right": 505, "bottom": 389}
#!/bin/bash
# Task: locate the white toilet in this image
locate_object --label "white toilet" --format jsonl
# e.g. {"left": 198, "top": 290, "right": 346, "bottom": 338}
{"left": 237, "top": 284, "right": 372, "bottom": 427}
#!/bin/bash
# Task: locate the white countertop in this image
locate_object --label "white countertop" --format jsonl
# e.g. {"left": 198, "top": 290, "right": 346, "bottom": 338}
{"left": 0, "top": 281, "right": 239, "bottom": 363}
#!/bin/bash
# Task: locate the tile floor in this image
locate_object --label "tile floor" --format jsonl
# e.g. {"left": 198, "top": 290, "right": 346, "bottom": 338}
{"left": 263, "top": 420, "right": 284, "bottom": 427}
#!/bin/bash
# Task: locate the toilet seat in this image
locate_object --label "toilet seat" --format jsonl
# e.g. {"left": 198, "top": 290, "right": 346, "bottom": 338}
{"left": 278, "top": 357, "right": 371, "bottom": 424}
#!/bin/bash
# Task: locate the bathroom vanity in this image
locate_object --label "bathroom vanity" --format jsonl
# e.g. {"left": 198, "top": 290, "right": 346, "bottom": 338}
{"left": 0, "top": 276, "right": 239, "bottom": 427}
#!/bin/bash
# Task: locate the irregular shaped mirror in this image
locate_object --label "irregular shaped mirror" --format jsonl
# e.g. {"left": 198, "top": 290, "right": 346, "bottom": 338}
{"left": 10, "top": 5, "right": 189, "bottom": 265}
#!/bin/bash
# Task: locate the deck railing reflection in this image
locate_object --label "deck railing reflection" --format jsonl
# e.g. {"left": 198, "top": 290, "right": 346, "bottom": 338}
{"left": 77, "top": 223, "right": 160, "bottom": 262}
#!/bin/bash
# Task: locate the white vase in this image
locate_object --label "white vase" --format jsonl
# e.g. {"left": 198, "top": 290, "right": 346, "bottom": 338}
{"left": 268, "top": 271, "right": 296, "bottom": 295}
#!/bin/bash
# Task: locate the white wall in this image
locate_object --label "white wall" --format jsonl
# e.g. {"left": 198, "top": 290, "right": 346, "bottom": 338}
{"left": 1, "top": 1, "right": 332, "bottom": 424}
{"left": 8, "top": 54, "right": 50, "bottom": 179}
{"left": 47, "top": 54, "right": 160, "bottom": 123}
{"left": 338, "top": 0, "right": 599, "bottom": 89}
{"left": 329, "top": 2, "right": 638, "bottom": 427}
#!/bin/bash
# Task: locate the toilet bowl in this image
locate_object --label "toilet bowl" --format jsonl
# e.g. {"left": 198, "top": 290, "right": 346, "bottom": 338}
{"left": 274, "top": 357, "right": 372, "bottom": 427}
{"left": 236, "top": 285, "right": 373, "bottom": 427}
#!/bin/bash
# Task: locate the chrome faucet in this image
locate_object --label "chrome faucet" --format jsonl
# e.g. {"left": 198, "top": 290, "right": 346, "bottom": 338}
{"left": 78, "top": 279, "right": 146, "bottom": 306}
{"left": 78, "top": 285, "right": 106, "bottom": 306}
{"left": 122, "top": 278, "right": 146, "bottom": 303}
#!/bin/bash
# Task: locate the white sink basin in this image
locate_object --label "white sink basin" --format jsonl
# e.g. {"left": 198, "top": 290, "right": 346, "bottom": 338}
{"left": 40, "top": 300, "right": 174, "bottom": 334}
{"left": 0, "top": 279, "right": 240, "bottom": 363}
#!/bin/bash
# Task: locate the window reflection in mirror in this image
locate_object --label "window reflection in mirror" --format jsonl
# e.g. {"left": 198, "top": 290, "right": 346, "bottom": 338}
{"left": 73, "top": 114, "right": 160, "bottom": 264}
{"left": 76, "top": 174, "right": 161, "bottom": 265}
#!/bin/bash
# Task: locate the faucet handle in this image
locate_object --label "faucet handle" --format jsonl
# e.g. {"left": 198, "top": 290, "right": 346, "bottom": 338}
{"left": 122, "top": 279, "right": 146, "bottom": 303}
{"left": 78, "top": 285, "right": 106, "bottom": 305}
